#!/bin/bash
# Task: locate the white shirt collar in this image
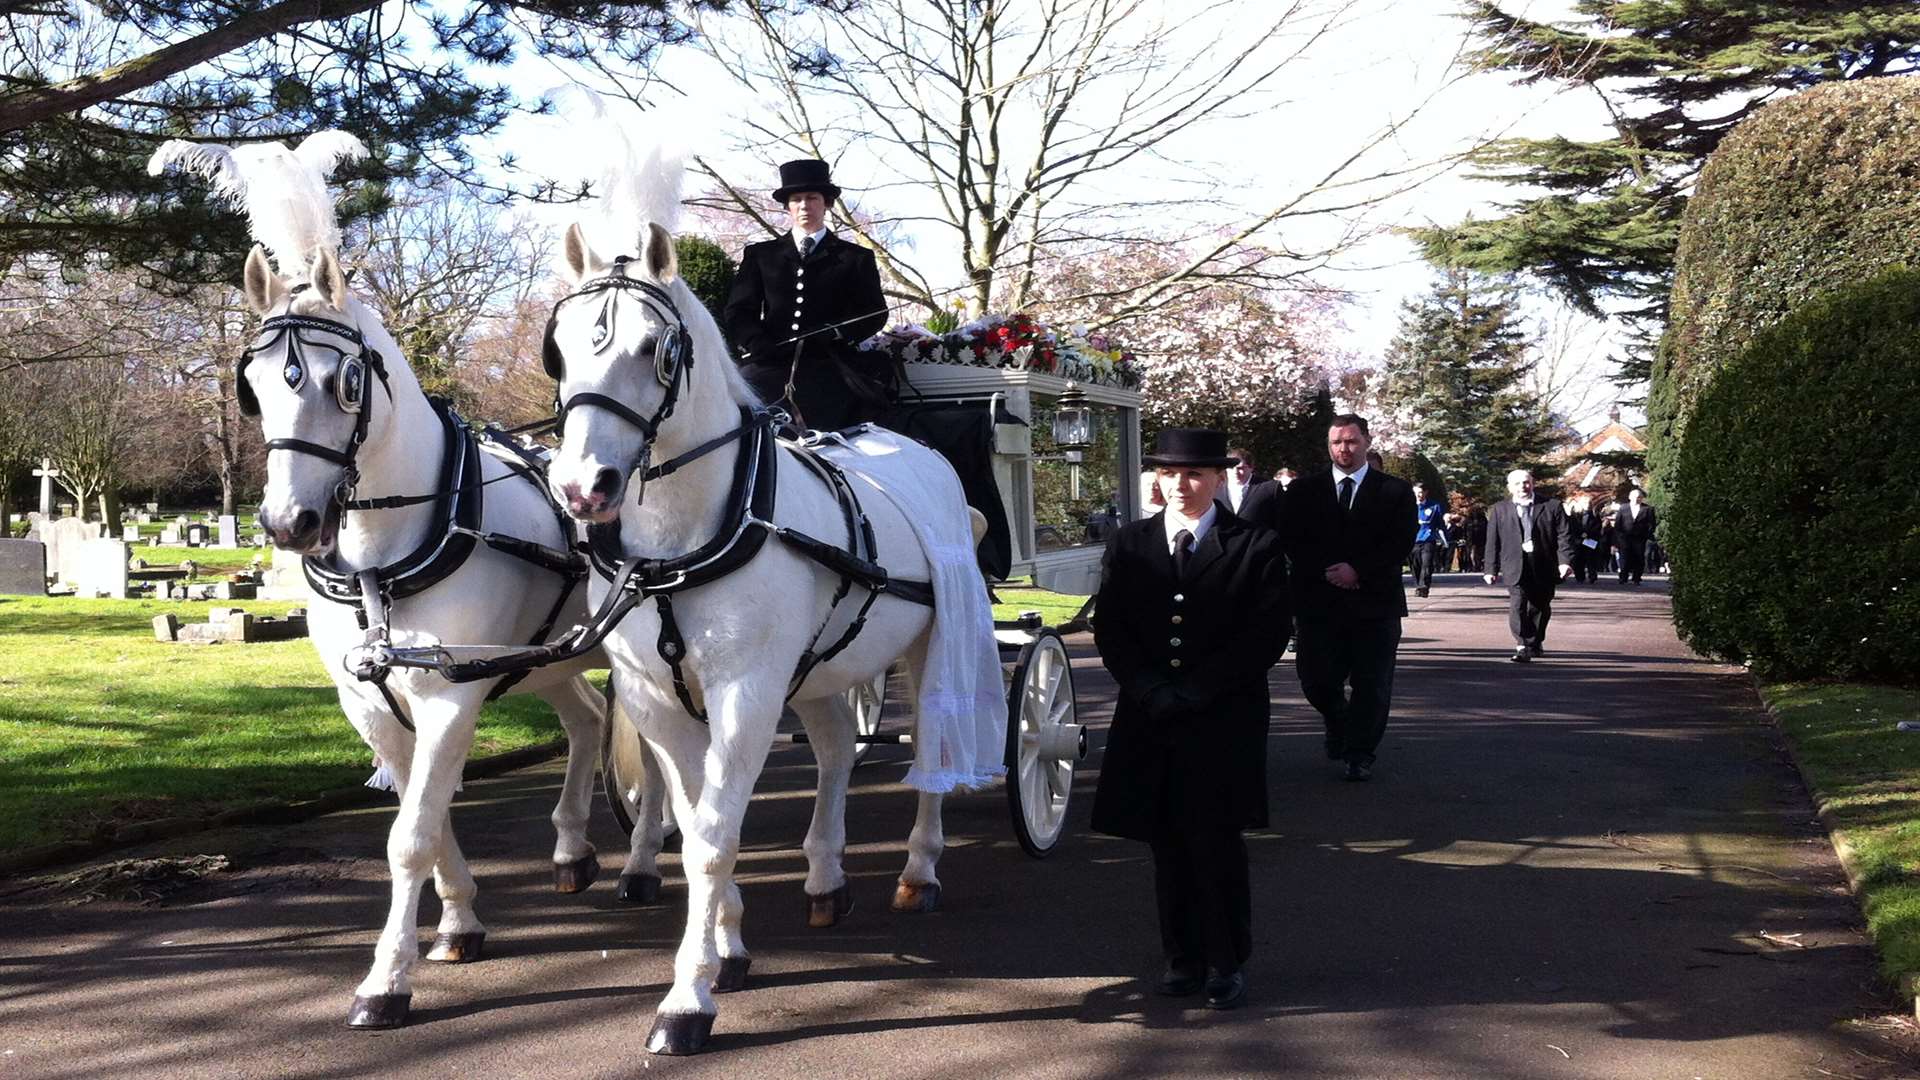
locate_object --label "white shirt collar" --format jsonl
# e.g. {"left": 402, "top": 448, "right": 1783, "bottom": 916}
{"left": 1163, "top": 502, "right": 1219, "bottom": 553}
{"left": 794, "top": 226, "right": 829, "bottom": 253}
{"left": 1332, "top": 462, "right": 1369, "bottom": 490}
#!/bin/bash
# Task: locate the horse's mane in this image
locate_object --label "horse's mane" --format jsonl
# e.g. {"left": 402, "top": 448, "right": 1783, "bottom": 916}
{"left": 148, "top": 132, "right": 367, "bottom": 274}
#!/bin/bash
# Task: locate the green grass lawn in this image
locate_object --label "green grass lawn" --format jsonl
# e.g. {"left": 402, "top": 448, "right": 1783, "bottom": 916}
{"left": 132, "top": 545, "right": 262, "bottom": 574}
{"left": 0, "top": 595, "right": 565, "bottom": 856}
{"left": 1763, "top": 681, "right": 1920, "bottom": 985}
{"left": 990, "top": 579, "right": 1092, "bottom": 628}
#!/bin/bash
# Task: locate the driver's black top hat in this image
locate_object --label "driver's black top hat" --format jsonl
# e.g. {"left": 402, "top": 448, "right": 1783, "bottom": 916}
{"left": 1143, "top": 428, "right": 1238, "bottom": 469}
{"left": 772, "top": 159, "right": 841, "bottom": 204}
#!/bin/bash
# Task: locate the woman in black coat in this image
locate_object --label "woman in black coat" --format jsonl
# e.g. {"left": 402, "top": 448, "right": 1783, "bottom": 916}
{"left": 1090, "top": 428, "right": 1290, "bottom": 1010}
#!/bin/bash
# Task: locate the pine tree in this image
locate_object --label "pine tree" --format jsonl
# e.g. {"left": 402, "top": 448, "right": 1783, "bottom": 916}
{"left": 1410, "top": 2, "right": 1920, "bottom": 387}
{"left": 1380, "top": 267, "right": 1557, "bottom": 501}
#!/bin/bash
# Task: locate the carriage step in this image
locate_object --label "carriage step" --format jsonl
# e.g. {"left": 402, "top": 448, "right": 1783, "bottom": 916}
{"left": 773, "top": 732, "right": 912, "bottom": 746}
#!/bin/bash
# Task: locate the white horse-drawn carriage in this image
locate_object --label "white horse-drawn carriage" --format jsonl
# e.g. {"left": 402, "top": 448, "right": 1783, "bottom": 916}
{"left": 150, "top": 122, "right": 1140, "bottom": 1056}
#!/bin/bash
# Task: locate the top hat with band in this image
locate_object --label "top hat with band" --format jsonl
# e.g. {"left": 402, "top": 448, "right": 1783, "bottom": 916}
{"left": 1143, "top": 428, "right": 1239, "bottom": 469}
{"left": 772, "top": 159, "right": 842, "bottom": 204}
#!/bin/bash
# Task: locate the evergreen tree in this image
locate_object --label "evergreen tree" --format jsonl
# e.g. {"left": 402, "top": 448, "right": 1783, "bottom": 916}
{"left": 1409, "top": 2, "right": 1920, "bottom": 387}
{"left": 0, "top": 0, "right": 831, "bottom": 286}
{"left": 1380, "top": 267, "right": 1557, "bottom": 501}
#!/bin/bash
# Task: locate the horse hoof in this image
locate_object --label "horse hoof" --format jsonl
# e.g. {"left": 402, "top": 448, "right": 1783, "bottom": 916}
{"left": 616, "top": 872, "right": 663, "bottom": 905}
{"left": 891, "top": 881, "right": 941, "bottom": 913}
{"left": 805, "top": 883, "right": 855, "bottom": 928}
{"left": 426, "top": 930, "right": 486, "bottom": 964}
{"left": 346, "top": 993, "right": 411, "bottom": 1029}
{"left": 554, "top": 852, "right": 601, "bottom": 894}
{"left": 714, "top": 956, "right": 752, "bottom": 994}
{"left": 646, "top": 1011, "right": 715, "bottom": 1055}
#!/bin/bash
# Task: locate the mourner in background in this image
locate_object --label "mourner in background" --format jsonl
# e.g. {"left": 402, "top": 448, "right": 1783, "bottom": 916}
{"left": 1090, "top": 428, "right": 1289, "bottom": 1012}
{"left": 1224, "top": 445, "right": 1271, "bottom": 513}
{"left": 1409, "top": 482, "right": 1446, "bottom": 598}
{"left": 1613, "top": 486, "right": 1657, "bottom": 585}
{"left": 723, "top": 159, "right": 890, "bottom": 432}
{"left": 1483, "top": 469, "right": 1576, "bottom": 662}
{"left": 1281, "top": 415, "right": 1417, "bottom": 781}
{"left": 1574, "top": 497, "right": 1612, "bottom": 584}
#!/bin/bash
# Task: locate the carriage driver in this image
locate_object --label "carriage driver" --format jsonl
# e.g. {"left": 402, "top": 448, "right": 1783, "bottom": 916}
{"left": 1089, "top": 428, "right": 1290, "bottom": 1011}
{"left": 723, "top": 159, "right": 892, "bottom": 433}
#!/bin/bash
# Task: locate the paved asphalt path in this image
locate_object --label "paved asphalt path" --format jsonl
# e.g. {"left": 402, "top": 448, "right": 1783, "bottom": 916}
{"left": 4, "top": 575, "right": 1917, "bottom": 1079}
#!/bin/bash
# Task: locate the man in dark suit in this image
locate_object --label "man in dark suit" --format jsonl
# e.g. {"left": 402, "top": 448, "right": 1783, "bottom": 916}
{"left": 1483, "top": 469, "right": 1576, "bottom": 661}
{"left": 1280, "top": 414, "right": 1417, "bottom": 781}
{"left": 1574, "top": 498, "right": 1611, "bottom": 584}
{"left": 723, "top": 159, "right": 890, "bottom": 432}
{"left": 1613, "top": 486, "right": 1656, "bottom": 584}
{"left": 1091, "top": 428, "right": 1289, "bottom": 1012}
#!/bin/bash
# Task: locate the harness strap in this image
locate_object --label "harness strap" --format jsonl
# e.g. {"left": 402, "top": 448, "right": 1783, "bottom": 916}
{"left": 653, "top": 593, "right": 706, "bottom": 721}
{"left": 265, "top": 437, "right": 359, "bottom": 468}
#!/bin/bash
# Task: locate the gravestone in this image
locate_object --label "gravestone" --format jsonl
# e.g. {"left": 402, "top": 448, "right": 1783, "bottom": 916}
{"left": 136, "top": 512, "right": 154, "bottom": 525}
{"left": 184, "top": 523, "right": 210, "bottom": 547}
{"left": 144, "top": 502, "right": 159, "bottom": 514}
{"left": 215, "top": 515, "right": 240, "bottom": 549}
{"left": 69, "top": 539, "right": 130, "bottom": 598}
{"left": 0, "top": 539, "right": 47, "bottom": 595}
{"left": 158, "top": 525, "right": 182, "bottom": 545}
{"left": 260, "top": 545, "right": 313, "bottom": 601}
{"left": 26, "top": 517, "right": 101, "bottom": 588}
{"left": 32, "top": 459, "right": 58, "bottom": 517}
{"left": 123, "top": 525, "right": 140, "bottom": 544}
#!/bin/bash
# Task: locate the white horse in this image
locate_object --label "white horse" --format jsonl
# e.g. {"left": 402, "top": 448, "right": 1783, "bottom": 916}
{"left": 233, "top": 240, "right": 673, "bottom": 1030}
{"left": 542, "top": 218, "right": 1000, "bottom": 1054}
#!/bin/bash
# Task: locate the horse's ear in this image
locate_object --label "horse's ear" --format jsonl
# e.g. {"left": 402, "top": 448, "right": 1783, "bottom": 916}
{"left": 243, "top": 245, "right": 287, "bottom": 315}
{"left": 562, "top": 223, "right": 608, "bottom": 285}
{"left": 643, "top": 222, "right": 678, "bottom": 283}
{"left": 307, "top": 247, "right": 348, "bottom": 312}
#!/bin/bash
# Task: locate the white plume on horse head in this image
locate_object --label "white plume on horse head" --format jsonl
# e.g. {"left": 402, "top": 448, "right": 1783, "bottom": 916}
{"left": 148, "top": 131, "right": 369, "bottom": 274}
{"left": 545, "top": 86, "right": 687, "bottom": 259}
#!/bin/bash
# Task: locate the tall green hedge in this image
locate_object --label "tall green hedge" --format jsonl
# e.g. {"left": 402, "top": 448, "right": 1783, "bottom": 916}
{"left": 1667, "top": 268, "right": 1920, "bottom": 683}
{"left": 674, "top": 234, "right": 736, "bottom": 322}
{"left": 1650, "top": 78, "right": 1920, "bottom": 503}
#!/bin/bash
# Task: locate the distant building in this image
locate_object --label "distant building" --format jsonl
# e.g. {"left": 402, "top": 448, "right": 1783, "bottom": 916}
{"left": 1553, "top": 405, "right": 1646, "bottom": 506}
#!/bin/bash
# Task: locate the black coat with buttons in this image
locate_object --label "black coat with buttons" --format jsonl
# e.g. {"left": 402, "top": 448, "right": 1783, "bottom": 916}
{"left": 723, "top": 231, "right": 889, "bottom": 431}
{"left": 1089, "top": 509, "right": 1290, "bottom": 841}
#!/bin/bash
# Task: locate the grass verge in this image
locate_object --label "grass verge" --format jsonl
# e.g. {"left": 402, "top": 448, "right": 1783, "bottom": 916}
{"left": 0, "top": 595, "right": 565, "bottom": 857}
{"left": 1762, "top": 681, "right": 1920, "bottom": 986}
{"left": 989, "top": 579, "right": 1091, "bottom": 629}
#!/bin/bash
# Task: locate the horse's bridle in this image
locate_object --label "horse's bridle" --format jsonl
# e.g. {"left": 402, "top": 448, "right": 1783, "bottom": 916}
{"left": 542, "top": 261, "right": 691, "bottom": 481}
{"left": 238, "top": 304, "right": 392, "bottom": 503}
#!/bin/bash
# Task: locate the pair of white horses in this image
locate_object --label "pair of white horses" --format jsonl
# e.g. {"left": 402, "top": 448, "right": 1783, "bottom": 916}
{"left": 238, "top": 211, "right": 971, "bottom": 1051}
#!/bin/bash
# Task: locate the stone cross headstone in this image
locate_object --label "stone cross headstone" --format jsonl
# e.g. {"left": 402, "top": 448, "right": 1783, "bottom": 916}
{"left": 32, "top": 459, "right": 58, "bottom": 517}
{"left": 216, "top": 514, "right": 240, "bottom": 549}
{"left": 0, "top": 539, "right": 48, "bottom": 595}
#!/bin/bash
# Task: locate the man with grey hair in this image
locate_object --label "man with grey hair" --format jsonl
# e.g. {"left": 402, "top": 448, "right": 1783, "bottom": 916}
{"left": 1484, "top": 469, "right": 1576, "bottom": 662}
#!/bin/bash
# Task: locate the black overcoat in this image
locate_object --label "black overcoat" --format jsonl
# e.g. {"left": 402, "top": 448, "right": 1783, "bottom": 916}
{"left": 1281, "top": 467, "right": 1417, "bottom": 622}
{"left": 1484, "top": 498, "right": 1577, "bottom": 590}
{"left": 722, "top": 232, "right": 889, "bottom": 431}
{"left": 1089, "top": 510, "right": 1289, "bottom": 842}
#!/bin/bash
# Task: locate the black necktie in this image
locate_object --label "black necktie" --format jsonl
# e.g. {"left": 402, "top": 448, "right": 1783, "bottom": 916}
{"left": 801, "top": 235, "right": 817, "bottom": 259}
{"left": 1338, "top": 477, "right": 1355, "bottom": 511}
{"left": 1172, "top": 529, "right": 1194, "bottom": 580}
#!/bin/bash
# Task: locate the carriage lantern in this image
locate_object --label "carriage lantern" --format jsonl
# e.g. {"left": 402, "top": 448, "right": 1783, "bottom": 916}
{"left": 1051, "top": 383, "right": 1094, "bottom": 451}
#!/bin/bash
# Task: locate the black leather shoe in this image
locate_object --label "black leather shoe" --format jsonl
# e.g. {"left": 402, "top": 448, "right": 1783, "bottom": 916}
{"left": 1529, "top": 643, "right": 1544, "bottom": 657}
{"left": 1509, "top": 647, "right": 1530, "bottom": 663}
{"left": 1343, "top": 760, "right": 1372, "bottom": 782}
{"left": 1204, "top": 970, "right": 1247, "bottom": 1010}
{"left": 1157, "top": 964, "right": 1203, "bottom": 997}
{"left": 1415, "top": 587, "right": 1429, "bottom": 597}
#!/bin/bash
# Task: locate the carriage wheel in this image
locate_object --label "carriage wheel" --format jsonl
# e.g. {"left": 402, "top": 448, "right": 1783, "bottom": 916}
{"left": 1004, "top": 628, "right": 1085, "bottom": 858}
{"left": 848, "top": 670, "right": 887, "bottom": 767}
{"left": 600, "top": 675, "right": 676, "bottom": 843}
